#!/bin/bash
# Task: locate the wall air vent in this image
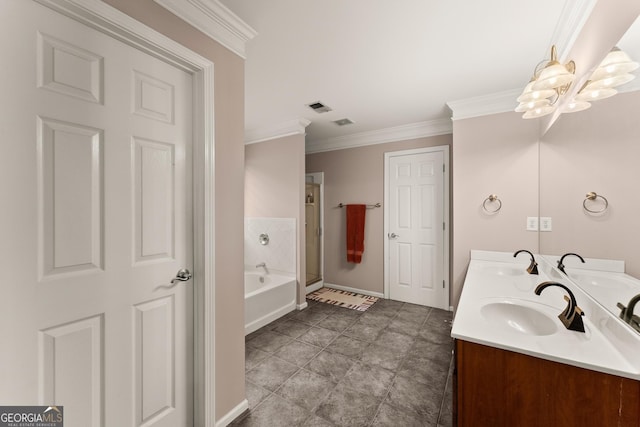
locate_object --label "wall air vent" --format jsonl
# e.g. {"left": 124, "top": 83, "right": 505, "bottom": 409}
{"left": 306, "top": 101, "right": 332, "bottom": 113}
{"left": 333, "top": 118, "right": 354, "bottom": 126}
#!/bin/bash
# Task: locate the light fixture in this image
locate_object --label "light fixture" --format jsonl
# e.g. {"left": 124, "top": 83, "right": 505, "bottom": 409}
{"left": 516, "top": 45, "right": 575, "bottom": 119}
{"left": 516, "top": 45, "right": 638, "bottom": 119}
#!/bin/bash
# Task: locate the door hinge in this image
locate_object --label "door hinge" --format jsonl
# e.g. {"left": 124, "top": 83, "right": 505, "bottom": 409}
{"left": 443, "top": 222, "right": 445, "bottom": 230}
{"left": 443, "top": 164, "right": 445, "bottom": 173}
{"left": 443, "top": 280, "right": 445, "bottom": 289}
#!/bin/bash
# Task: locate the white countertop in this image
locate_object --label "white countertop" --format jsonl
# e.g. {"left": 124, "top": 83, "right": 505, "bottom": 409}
{"left": 451, "top": 250, "right": 640, "bottom": 380}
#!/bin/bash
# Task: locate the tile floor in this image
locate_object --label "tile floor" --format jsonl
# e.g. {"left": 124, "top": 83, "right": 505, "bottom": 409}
{"left": 233, "top": 296, "right": 454, "bottom": 426}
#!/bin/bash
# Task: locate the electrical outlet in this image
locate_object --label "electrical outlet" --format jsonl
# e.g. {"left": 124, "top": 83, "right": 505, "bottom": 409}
{"left": 526, "top": 217, "right": 539, "bottom": 231}
{"left": 540, "top": 217, "right": 552, "bottom": 232}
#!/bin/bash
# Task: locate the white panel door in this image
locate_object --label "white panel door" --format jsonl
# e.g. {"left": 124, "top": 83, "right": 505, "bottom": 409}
{"left": 0, "top": 2, "right": 193, "bottom": 426}
{"left": 388, "top": 150, "right": 446, "bottom": 308}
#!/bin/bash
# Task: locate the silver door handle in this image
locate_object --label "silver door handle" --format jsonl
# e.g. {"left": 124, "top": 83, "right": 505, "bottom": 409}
{"left": 170, "top": 268, "right": 192, "bottom": 284}
{"left": 388, "top": 233, "right": 399, "bottom": 239}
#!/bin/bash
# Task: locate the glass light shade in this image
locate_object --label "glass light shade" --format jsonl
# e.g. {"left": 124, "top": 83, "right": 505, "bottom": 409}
{"left": 591, "top": 62, "right": 639, "bottom": 80}
{"left": 516, "top": 81, "right": 556, "bottom": 102}
{"left": 522, "top": 104, "right": 555, "bottom": 119}
{"left": 515, "top": 99, "right": 550, "bottom": 113}
{"left": 574, "top": 87, "right": 617, "bottom": 102}
{"left": 532, "top": 63, "right": 575, "bottom": 90}
{"left": 599, "top": 49, "right": 639, "bottom": 68}
{"left": 562, "top": 100, "right": 591, "bottom": 113}
{"left": 586, "top": 73, "right": 635, "bottom": 90}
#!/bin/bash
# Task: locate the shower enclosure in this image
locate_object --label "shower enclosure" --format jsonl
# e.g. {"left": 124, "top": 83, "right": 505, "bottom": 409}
{"left": 305, "top": 182, "right": 322, "bottom": 285}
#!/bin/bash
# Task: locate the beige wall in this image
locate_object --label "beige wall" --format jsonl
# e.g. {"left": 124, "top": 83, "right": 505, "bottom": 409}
{"left": 452, "top": 112, "right": 540, "bottom": 306}
{"left": 245, "top": 134, "right": 307, "bottom": 304}
{"left": 103, "top": 0, "right": 246, "bottom": 420}
{"left": 540, "top": 90, "right": 640, "bottom": 277}
{"left": 306, "top": 135, "right": 452, "bottom": 296}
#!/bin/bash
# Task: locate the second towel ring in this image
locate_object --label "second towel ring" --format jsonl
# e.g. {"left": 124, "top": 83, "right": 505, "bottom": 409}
{"left": 583, "top": 192, "right": 608, "bottom": 214}
{"left": 483, "top": 194, "right": 502, "bottom": 213}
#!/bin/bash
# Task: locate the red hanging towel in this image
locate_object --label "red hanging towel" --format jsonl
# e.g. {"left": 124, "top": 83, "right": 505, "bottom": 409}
{"left": 346, "top": 204, "right": 366, "bottom": 263}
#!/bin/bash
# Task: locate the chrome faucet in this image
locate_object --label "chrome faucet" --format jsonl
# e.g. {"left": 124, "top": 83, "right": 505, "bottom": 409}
{"left": 557, "top": 252, "right": 585, "bottom": 275}
{"left": 513, "top": 249, "right": 538, "bottom": 275}
{"left": 617, "top": 293, "right": 640, "bottom": 333}
{"left": 535, "top": 281, "right": 585, "bottom": 332}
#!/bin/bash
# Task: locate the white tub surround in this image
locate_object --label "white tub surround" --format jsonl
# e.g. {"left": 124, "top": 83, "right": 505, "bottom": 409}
{"left": 452, "top": 250, "right": 640, "bottom": 380}
{"left": 244, "top": 217, "right": 296, "bottom": 276}
{"left": 244, "top": 218, "right": 297, "bottom": 335}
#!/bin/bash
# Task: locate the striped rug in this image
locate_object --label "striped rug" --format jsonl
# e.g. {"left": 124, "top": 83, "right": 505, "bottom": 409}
{"left": 307, "top": 287, "right": 378, "bottom": 312}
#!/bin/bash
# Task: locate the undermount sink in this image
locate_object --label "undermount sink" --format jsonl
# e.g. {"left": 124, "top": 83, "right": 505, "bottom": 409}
{"left": 480, "top": 299, "right": 558, "bottom": 336}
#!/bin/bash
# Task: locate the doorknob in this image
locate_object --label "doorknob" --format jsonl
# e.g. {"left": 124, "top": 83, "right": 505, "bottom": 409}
{"left": 388, "top": 233, "right": 399, "bottom": 239}
{"left": 170, "top": 268, "right": 192, "bottom": 284}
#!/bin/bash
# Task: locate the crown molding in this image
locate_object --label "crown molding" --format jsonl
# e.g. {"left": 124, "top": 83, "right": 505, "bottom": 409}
{"left": 549, "top": 0, "right": 598, "bottom": 61}
{"left": 446, "top": 89, "right": 521, "bottom": 121}
{"left": 154, "top": 0, "right": 257, "bottom": 58}
{"left": 305, "top": 119, "right": 452, "bottom": 154}
{"left": 245, "top": 118, "right": 311, "bottom": 145}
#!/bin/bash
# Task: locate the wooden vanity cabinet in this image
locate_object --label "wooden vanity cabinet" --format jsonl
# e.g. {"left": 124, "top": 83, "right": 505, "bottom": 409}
{"left": 454, "top": 340, "right": 640, "bottom": 427}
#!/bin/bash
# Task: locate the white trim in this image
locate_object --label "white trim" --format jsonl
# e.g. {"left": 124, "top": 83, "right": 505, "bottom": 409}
{"left": 34, "top": 1, "right": 217, "bottom": 425}
{"left": 305, "top": 172, "right": 324, "bottom": 295}
{"left": 154, "top": 0, "right": 257, "bottom": 59}
{"left": 549, "top": 0, "right": 598, "bottom": 62}
{"left": 215, "top": 399, "right": 248, "bottom": 427}
{"left": 245, "top": 118, "right": 311, "bottom": 144}
{"left": 446, "top": 89, "right": 521, "bottom": 121}
{"left": 383, "top": 146, "right": 450, "bottom": 310}
{"left": 324, "top": 283, "right": 384, "bottom": 299}
{"left": 305, "top": 119, "right": 452, "bottom": 154}
{"left": 305, "top": 280, "right": 324, "bottom": 295}
{"left": 296, "top": 302, "right": 309, "bottom": 310}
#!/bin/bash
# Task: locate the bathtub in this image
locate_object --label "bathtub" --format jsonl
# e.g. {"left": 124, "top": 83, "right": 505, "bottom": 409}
{"left": 245, "top": 271, "right": 296, "bottom": 335}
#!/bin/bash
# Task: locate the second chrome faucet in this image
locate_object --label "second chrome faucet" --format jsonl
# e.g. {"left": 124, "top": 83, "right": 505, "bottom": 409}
{"left": 535, "top": 281, "right": 585, "bottom": 333}
{"left": 513, "top": 249, "right": 538, "bottom": 275}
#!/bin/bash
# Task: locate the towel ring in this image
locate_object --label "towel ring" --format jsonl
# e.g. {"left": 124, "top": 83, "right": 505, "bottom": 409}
{"left": 482, "top": 194, "right": 501, "bottom": 213}
{"left": 583, "top": 192, "right": 608, "bottom": 214}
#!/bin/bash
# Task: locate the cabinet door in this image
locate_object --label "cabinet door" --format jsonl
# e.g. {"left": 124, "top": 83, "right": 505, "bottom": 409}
{"left": 455, "top": 340, "right": 640, "bottom": 427}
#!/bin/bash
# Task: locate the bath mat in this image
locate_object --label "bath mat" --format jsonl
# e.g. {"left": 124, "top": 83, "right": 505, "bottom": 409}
{"left": 307, "top": 287, "right": 378, "bottom": 312}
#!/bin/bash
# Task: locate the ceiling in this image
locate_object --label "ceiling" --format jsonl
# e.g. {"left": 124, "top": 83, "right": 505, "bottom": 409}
{"left": 217, "top": 0, "right": 637, "bottom": 150}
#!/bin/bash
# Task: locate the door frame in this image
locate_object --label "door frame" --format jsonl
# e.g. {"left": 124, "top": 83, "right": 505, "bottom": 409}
{"left": 383, "top": 146, "right": 450, "bottom": 310}
{"left": 34, "top": 0, "right": 216, "bottom": 425}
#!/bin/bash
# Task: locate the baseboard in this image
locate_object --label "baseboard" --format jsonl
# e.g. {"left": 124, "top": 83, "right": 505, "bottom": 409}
{"left": 324, "top": 282, "right": 385, "bottom": 299}
{"left": 305, "top": 280, "right": 323, "bottom": 294}
{"left": 215, "top": 399, "right": 249, "bottom": 427}
{"left": 296, "top": 302, "right": 308, "bottom": 310}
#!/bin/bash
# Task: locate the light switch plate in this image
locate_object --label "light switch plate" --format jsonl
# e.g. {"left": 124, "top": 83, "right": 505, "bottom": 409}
{"left": 540, "top": 217, "right": 552, "bottom": 232}
{"left": 526, "top": 217, "right": 539, "bottom": 231}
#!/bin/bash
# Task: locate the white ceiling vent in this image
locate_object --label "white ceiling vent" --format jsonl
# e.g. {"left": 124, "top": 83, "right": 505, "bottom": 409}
{"left": 306, "top": 101, "right": 332, "bottom": 113}
{"left": 333, "top": 118, "right": 354, "bottom": 126}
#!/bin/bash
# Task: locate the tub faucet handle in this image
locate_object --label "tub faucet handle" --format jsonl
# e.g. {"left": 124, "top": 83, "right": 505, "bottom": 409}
{"left": 256, "top": 262, "right": 266, "bottom": 268}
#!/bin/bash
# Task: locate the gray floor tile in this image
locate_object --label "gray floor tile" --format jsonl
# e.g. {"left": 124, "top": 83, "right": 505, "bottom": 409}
{"left": 356, "top": 311, "right": 393, "bottom": 328}
{"left": 386, "top": 375, "right": 441, "bottom": 422}
{"left": 247, "top": 331, "right": 293, "bottom": 353}
{"left": 245, "top": 356, "right": 299, "bottom": 391}
{"left": 315, "top": 314, "right": 355, "bottom": 332}
{"left": 371, "top": 402, "right": 427, "bottom": 427}
{"left": 292, "top": 307, "right": 331, "bottom": 325}
{"left": 245, "top": 380, "right": 272, "bottom": 410}
{"left": 342, "top": 321, "right": 384, "bottom": 342}
{"left": 271, "top": 319, "right": 312, "bottom": 338}
{"left": 315, "top": 383, "right": 382, "bottom": 427}
{"left": 232, "top": 394, "right": 310, "bottom": 427}
{"left": 276, "top": 369, "right": 336, "bottom": 411}
{"left": 239, "top": 298, "right": 453, "bottom": 427}
{"left": 375, "top": 329, "right": 415, "bottom": 353}
{"left": 297, "top": 326, "right": 339, "bottom": 347}
{"left": 302, "top": 414, "right": 336, "bottom": 427}
{"left": 360, "top": 343, "right": 406, "bottom": 372}
{"left": 305, "top": 349, "right": 355, "bottom": 383}
{"left": 245, "top": 346, "right": 270, "bottom": 371}
{"left": 340, "top": 361, "right": 395, "bottom": 399}
{"left": 274, "top": 340, "right": 322, "bottom": 367}
{"left": 326, "top": 335, "right": 369, "bottom": 359}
